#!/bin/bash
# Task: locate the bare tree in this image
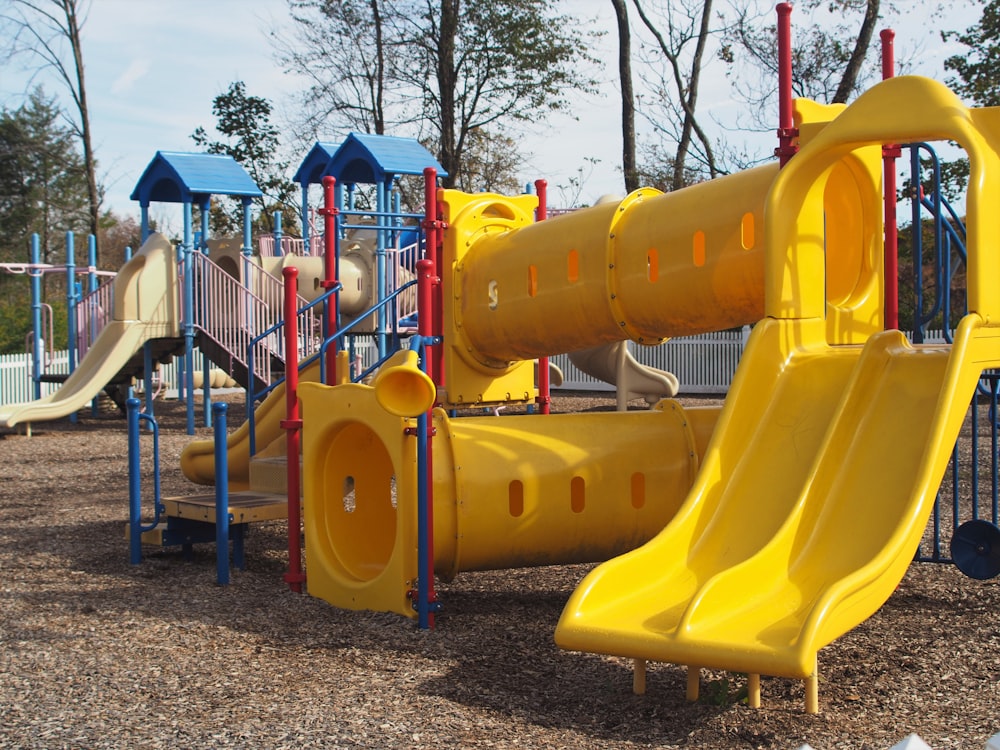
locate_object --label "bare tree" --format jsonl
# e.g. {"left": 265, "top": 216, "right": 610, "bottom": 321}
{"left": 722, "top": 0, "right": 898, "bottom": 131}
{"left": 274, "top": 0, "right": 405, "bottom": 141}
{"left": 1, "top": 0, "right": 101, "bottom": 263}
{"left": 632, "top": 0, "right": 719, "bottom": 190}
{"left": 611, "top": 0, "right": 639, "bottom": 193}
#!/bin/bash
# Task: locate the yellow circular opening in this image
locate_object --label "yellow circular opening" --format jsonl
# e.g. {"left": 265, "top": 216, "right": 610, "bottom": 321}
{"left": 320, "top": 421, "right": 397, "bottom": 582}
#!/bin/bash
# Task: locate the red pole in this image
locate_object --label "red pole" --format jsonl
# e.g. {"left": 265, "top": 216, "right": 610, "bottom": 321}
{"left": 280, "top": 266, "right": 305, "bottom": 593}
{"left": 416, "top": 258, "right": 437, "bottom": 625}
{"left": 320, "top": 175, "right": 339, "bottom": 382}
{"left": 881, "top": 28, "right": 900, "bottom": 330}
{"left": 533, "top": 179, "right": 551, "bottom": 415}
{"left": 775, "top": 3, "right": 798, "bottom": 167}
{"left": 422, "top": 168, "right": 444, "bottom": 387}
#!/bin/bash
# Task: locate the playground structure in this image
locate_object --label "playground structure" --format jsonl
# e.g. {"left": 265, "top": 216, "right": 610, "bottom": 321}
{"left": 6, "top": 5, "right": 1000, "bottom": 718}
{"left": 167, "top": 69, "right": 1000, "bottom": 717}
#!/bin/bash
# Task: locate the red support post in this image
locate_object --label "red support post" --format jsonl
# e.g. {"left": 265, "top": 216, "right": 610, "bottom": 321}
{"left": 881, "top": 28, "right": 900, "bottom": 330}
{"left": 319, "top": 175, "right": 339, "bottom": 382}
{"left": 416, "top": 258, "right": 437, "bottom": 626}
{"left": 534, "top": 179, "right": 551, "bottom": 415}
{"left": 280, "top": 266, "right": 305, "bottom": 593}
{"left": 422, "top": 168, "right": 444, "bottom": 387}
{"left": 775, "top": 2, "right": 798, "bottom": 167}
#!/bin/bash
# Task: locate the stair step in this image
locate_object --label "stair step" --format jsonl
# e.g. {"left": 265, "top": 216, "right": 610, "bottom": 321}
{"left": 162, "top": 490, "right": 292, "bottom": 524}
{"left": 249, "top": 455, "right": 303, "bottom": 497}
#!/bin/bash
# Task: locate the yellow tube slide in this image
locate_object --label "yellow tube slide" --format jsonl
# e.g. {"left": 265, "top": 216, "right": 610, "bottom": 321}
{"left": 298, "top": 379, "right": 720, "bottom": 618}
{"left": 180, "top": 360, "right": 323, "bottom": 490}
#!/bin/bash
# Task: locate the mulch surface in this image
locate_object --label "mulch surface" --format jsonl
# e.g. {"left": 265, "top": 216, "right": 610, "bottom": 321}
{"left": 0, "top": 392, "right": 997, "bottom": 749}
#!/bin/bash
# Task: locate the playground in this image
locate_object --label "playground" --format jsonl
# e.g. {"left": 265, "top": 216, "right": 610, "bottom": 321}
{"left": 0, "top": 392, "right": 997, "bottom": 748}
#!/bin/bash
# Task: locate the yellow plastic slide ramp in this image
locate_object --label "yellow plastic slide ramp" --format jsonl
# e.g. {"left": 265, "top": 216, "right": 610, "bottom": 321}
{"left": 556, "top": 315, "right": 993, "bottom": 681}
{"left": 180, "top": 360, "right": 322, "bottom": 490}
{"left": 0, "top": 234, "right": 180, "bottom": 428}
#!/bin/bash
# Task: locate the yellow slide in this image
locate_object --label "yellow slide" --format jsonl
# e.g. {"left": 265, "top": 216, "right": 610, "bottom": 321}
{"left": 180, "top": 360, "right": 323, "bottom": 489}
{"left": 556, "top": 76, "right": 1000, "bottom": 705}
{"left": 0, "top": 234, "right": 181, "bottom": 428}
{"left": 556, "top": 316, "right": 983, "bottom": 679}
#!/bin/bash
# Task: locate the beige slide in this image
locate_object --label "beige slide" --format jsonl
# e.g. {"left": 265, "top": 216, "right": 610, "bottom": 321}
{"left": 0, "top": 234, "right": 181, "bottom": 428}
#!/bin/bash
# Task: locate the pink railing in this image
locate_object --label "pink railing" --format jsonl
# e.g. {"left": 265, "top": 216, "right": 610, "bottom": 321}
{"left": 75, "top": 277, "right": 115, "bottom": 361}
{"left": 387, "top": 241, "right": 420, "bottom": 325}
{"left": 188, "top": 253, "right": 318, "bottom": 385}
{"left": 257, "top": 235, "right": 324, "bottom": 257}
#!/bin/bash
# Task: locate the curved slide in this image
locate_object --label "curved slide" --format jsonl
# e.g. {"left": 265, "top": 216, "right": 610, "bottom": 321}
{"left": 556, "top": 315, "right": 989, "bottom": 680}
{"left": 180, "top": 360, "right": 323, "bottom": 490}
{"left": 569, "top": 341, "right": 679, "bottom": 407}
{"left": 0, "top": 234, "right": 180, "bottom": 429}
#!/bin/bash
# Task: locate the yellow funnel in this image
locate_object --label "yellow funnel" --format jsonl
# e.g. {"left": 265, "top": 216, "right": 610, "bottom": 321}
{"left": 373, "top": 349, "right": 437, "bottom": 417}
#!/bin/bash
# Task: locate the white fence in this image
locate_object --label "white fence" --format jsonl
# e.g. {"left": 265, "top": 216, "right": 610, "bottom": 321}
{"left": 0, "top": 348, "right": 214, "bottom": 406}
{"left": 551, "top": 328, "right": 751, "bottom": 395}
{"left": 1, "top": 328, "right": 951, "bottom": 406}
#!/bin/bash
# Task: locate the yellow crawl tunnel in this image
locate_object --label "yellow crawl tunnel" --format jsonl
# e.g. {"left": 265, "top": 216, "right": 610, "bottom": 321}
{"left": 298, "top": 380, "right": 718, "bottom": 619}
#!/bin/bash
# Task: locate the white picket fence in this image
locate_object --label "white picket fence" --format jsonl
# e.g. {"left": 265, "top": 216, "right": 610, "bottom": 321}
{"left": 0, "top": 348, "right": 214, "bottom": 406}
{"left": 0, "top": 327, "right": 950, "bottom": 406}
{"left": 550, "top": 327, "right": 751, "bottom": 395}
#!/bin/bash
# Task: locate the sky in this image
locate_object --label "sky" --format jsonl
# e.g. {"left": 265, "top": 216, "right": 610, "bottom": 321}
{"left": 0, "top": 0, "right": 982, "bottom": 234}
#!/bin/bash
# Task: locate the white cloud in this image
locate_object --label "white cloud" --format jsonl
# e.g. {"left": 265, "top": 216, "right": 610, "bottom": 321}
{"left": 110, "top": 58, "right": 151, "bottom": 96}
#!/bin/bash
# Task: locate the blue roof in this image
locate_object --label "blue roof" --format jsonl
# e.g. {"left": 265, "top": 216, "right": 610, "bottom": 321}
{"left": 293, "top": 141, "right": 340, "bottom": 186}
{"left": 324, "top": 133, "right": 447, "bottom": 184}
{"left": 130, "top": 151, "right": 263, "bottom": 205}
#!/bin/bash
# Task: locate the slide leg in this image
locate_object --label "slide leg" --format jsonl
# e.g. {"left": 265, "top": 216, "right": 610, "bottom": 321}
{"left": 632, "top": 659, "right": 646, "bottom": 695}
{"left": 747, "top": 673, "right": 761, "bottom": 708}
{"left": 804, "top": 662, "right": 819, "bottom": 714}
{"left": 686, "top": 666, "right": 700, "bottom": 702}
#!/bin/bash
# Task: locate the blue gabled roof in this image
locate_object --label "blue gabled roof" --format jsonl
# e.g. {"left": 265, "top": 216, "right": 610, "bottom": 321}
{"left": 130, "top": 151, "right": 263, "bottom": 205}
{"left": 293, "top": 141, "right": 340, "bottom": 186}
{"left": 324, "top": 133, "right": 447, "bottom": 184}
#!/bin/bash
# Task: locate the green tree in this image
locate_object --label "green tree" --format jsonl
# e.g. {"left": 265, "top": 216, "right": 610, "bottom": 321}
{"left": 192, "top": 81, "right": 298, "bottom": 236}
{"left": 0, "top": 88, "right": 89, "bottom": 266}
{"left": 933, "top": 0, "right": 999, "bottom": 202}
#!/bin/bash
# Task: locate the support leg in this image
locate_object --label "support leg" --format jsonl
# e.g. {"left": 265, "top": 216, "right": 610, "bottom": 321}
{"left": 686, "top": 666, "right": 700, "bottom": 702}
{"left": 804, "top": 667, "right": 819, "bottom": 714}
{"left": 747, "top": 673, "right": 761, "bottom": 708}
{"left": 632, "top": 659, "right": 646, "bottom": 695}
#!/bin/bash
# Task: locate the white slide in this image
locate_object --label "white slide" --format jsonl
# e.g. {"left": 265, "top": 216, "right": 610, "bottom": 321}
{"left": 0, "top": 234, "right": 182, "bottom": 428}
{"left": 568, "top": 341, "right": 679, "bottom": 410}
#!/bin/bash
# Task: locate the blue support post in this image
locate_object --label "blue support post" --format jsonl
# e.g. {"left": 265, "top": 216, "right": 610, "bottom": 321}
{"left": 182, "top": 202, "right": 196, "bottom": 435}
{"left": 376, "top": 180, "right": 388, "bottom": 357}
{"left": 127, "top": 399, "right": 143, "bottom": 564}
{"left": 88, "top": 235, "right": 99, "bottom": 416}
{"left": 65, "top": 232, "right": 78, "bottom": 423}
{"left": 213, "top": 402, "right": 230, "bottom": 584}
{"left": 273, "top": 210, "right": 283, "bottom": 256}
{"left": 140, "top": 204, "right": 150, "bottom": 242}
{"left": 29, "top": 234, "right": 42, "bottom": 400}
{"left": 300, "top": 183, "right": 310, "bottom": 254}
{"left": 200, "top": 199, "right": 212, "bottom": 429}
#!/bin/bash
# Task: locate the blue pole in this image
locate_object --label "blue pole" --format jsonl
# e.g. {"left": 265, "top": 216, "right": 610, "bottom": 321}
{"left": 376, "top": 180, "right": 388, "bottom": 357}
{"left": 65, "top": 232, "right": 78, "bottom": 423}
{"left": 88, "top": 235, "right": 99, "bottom": 416}
{"left": 273, "top": 210, "right": 283, "bottom": 256}
{"left": 140, "top": 203, "right": 150, "bottom": 242}
{"left": 213, "top": 401, "right": 230, "bottom": 585}
{"left": 200, "top": 199, "right": 212, "bottom": 428}
{"left": 242, "top": 198, "right": 253, "bottom": 257}
{"left": 29, "top": 234, "right": 42, "bottom": 400}
{"left": 300, "top": 183, "right": 310, "bottom": 254}
{"left": 183, "top": 202, "right": 195, "bottom": 434}
{"left": 127, "top": 398, "right": 143, "bottom": 565}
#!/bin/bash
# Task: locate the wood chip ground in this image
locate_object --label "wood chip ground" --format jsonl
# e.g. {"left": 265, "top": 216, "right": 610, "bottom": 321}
{"left": 1, "top": 393, "right": 997, "bottom": 749}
